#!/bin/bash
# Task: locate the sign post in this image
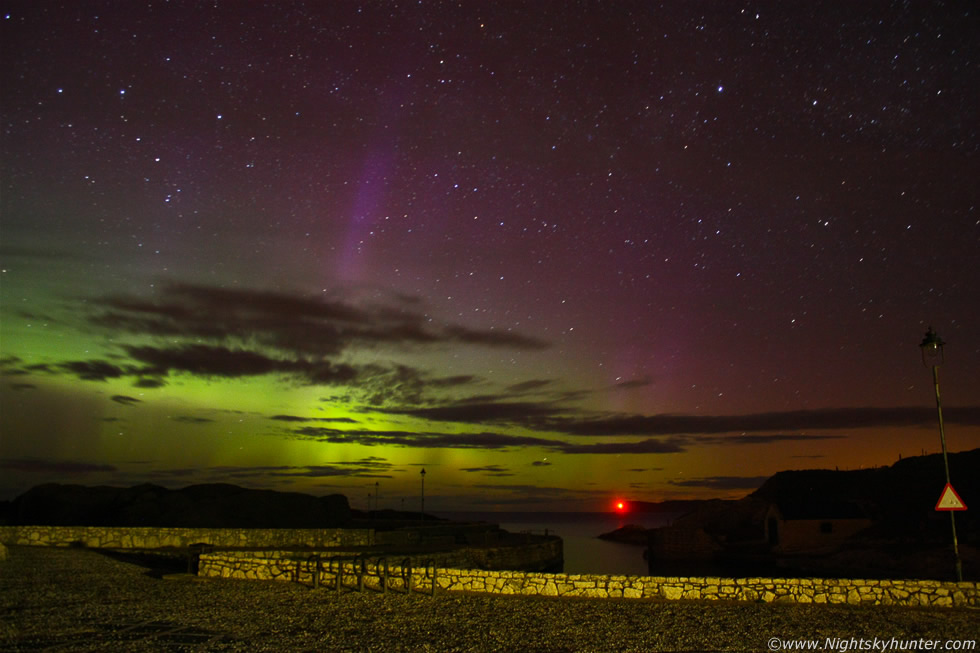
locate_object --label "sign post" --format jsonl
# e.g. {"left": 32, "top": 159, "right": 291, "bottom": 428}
{"left": 920, "top": 328, "right": 964, "bottom": 582}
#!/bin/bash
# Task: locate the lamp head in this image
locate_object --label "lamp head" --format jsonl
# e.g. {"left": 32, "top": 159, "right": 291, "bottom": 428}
{"left": 920, "top": 327, "right": 945, "bottom": 367}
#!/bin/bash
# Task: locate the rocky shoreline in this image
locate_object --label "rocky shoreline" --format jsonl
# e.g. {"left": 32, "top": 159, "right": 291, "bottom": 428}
{"left": 2, "top": 546, "right": 978, "bottom": 652}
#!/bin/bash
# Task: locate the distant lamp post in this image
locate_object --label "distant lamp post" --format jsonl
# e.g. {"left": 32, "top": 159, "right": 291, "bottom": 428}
{"left": 919, "top": 326, "right": 963, "bottom": 582}
{"left": 420, "top": 468, "right": 426, "bottom": 522}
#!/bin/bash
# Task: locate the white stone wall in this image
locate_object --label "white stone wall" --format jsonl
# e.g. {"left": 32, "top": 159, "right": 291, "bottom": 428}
{"left": 198, "top": 551, "right": 979, "bottom": 608}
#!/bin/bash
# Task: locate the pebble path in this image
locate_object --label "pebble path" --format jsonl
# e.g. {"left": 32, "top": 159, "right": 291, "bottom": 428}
{"left": 1, "top": 547, "right": 977, "bottom": 652}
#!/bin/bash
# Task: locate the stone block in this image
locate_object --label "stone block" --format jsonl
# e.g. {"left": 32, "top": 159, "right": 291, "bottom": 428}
{"left": 623, "top": 587, "right": 642, "bottom": 599}
{"left": 664, "top": 586, "right": 684, "bottom": 600}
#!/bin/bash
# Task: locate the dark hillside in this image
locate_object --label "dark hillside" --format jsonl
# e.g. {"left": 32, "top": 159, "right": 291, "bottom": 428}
{"left": 750, "top": 449, "right": 979, "bottom": 539}
{"left": 4, "top": 483, "right": 351, "bottom": 528}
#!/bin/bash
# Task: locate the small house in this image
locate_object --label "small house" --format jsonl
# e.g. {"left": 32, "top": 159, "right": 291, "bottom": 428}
{"left": 765, "top": 498, "right": 872, "bottom": 554}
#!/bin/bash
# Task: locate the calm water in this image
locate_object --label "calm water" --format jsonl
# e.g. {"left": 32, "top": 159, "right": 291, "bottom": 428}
{"left": 435, "top": 511, "right": 677, "bottom": 576}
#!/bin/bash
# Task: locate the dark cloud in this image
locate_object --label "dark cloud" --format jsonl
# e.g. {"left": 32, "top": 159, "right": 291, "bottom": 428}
{"left": 530, "top": 460, "right": 552, "bottom": 467}
{"left": 111, "top": 395, "right": 141, "bottom": 406}
{"left": 125, "top": 344, "right": 297, "bottom": 378}
{"left": 61, "top": 360, "right": 129, "bottom": 381}
{"left": 290, "top": 426, "right": 560, "bottom": 451}
{"left": 505, "top": 379, "right": 553, "bottom": 393}
{"left": 428, "top": 375, "right": 480, "bottom": 387}
{"left": 120, "top": 343, "right": 363, "bottom": 386}
{"left": 544, "top": 406, "right": 980, "bottom": 436}
{"left": 91, "top": 282, "right": 548, "bottom": 356}
{"left": 270, "top": 414, "right": 359, "bottom": 423}
{"left": 286, "top": 424, "right": 686, "bottom": 456}
{"left": 37, "top": 282, "right": 547, "bottom": 402}
{"left": 558, "top": 438, "right": 686, "bottom": 455}
{"left": 130, "top": 459, "right": 399, "bottom": 483}
{"left": 7, "top": 383, "right": 37, "bottom": 391}
{"left": 0, "top": 458, "right": 117, "bottom": 474}
{"left": 388, "top": 400, "right": 560, "bottom": 424}
{"left": 220, "top": 458, "right": 396, "bottom": 479}
{"left": 133, "top": 377, "right": 167, "bottom": 388}
{"left": 389, "top": 399, "right": 980, "bottom": 437}
{"left": 170, "top": 416, "right": 215, "bottom": 424}
{"left": 268, "top": 466, "right": 394, "bottom": 478}
{"left": 459, "top": 465, "right": 513, "bottom": 477}
{"left": 694, "top": 433, "right": 845, "bottom": 445}
{"left": 667, "top": 476, "right": 771, "bottom": 491}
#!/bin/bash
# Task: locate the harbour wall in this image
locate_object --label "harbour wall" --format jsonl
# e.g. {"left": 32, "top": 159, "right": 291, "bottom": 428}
{"left": 0, "top": 525, "right": 373, "bottom": 549}
{"left": 3, "top": 525, "right": 974, "bottom": 607}
{"left": 198, "top": 551, "right": 979, "bottom": 608}
{"left": 0, "top": 525, "right": 563, "bottom": 572}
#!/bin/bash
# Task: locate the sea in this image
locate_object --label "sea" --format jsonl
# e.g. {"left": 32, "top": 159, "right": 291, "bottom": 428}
{"left": 435, "top": 511, "right": 679, "bottom": 576}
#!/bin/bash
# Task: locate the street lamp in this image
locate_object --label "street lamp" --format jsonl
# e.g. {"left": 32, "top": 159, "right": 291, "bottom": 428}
{"left": 919, "top": 326, "right": 962, "bottom": 582}
{"left": 420, "top": 468, "right": 426, "bottom": 522}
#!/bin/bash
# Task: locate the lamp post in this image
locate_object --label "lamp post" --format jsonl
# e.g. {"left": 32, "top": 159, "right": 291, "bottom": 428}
{"left": 420, "top": 468, "right": 426, "bottom": 522}
{"left": 919, "top": 326, "right": 962, "bottom": 582}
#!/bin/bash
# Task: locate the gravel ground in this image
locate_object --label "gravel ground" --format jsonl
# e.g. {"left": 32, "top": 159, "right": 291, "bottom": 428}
{"left": 1, "top": 546, "right": 977, "bottom": 652}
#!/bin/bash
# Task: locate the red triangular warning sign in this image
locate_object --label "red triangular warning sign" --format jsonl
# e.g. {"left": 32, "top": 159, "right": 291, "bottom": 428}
{"left": 935, "top": 483, "right": 967, "bottom": 511}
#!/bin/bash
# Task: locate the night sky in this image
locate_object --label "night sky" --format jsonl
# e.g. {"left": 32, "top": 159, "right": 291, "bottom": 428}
{"left": 1, "top": 1, "right": 978, "bottom": 512}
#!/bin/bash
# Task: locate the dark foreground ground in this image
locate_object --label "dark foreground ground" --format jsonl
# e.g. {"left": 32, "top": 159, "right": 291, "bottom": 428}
{"left": 1, "top": 547, "right": 977, "bottom": 652}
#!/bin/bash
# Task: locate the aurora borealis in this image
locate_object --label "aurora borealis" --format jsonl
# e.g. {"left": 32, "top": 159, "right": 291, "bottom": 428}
{"left": 1, "top": 2, "right": 978, "bottom": 511}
